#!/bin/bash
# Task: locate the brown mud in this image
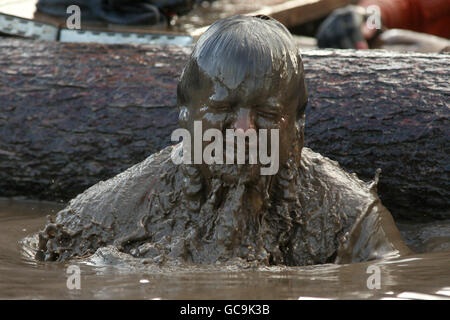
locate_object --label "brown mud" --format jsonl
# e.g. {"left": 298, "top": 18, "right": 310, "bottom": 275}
{"left": 28, "top": 144, "right": 410, "bottom": 266}
{"left": 1, "top": 199, "right": 449, "bottom": 299}
{"left": 29, "top": 17, "right": 412, "bottom": 267}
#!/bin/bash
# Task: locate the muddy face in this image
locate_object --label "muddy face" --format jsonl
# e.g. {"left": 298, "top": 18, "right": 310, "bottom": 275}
{"left": 177, "top": 15, "right": 308, "bottom": 193}
{"left": 180, "top": 68, "right": 302, "bottom": 188}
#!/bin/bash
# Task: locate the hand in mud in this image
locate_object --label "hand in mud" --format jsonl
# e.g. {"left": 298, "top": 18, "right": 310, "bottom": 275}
{"left": 316, "top": 5, "right": 377, "bottom": 49}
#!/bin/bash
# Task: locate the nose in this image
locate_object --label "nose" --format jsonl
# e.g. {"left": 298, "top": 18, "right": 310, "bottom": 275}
{"left": 233, "top": 108, "right": 255, "bottom": 132}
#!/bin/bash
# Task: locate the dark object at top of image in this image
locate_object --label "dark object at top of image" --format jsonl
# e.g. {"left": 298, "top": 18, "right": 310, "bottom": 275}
{"left": 36, "top": 0, "right": 196, "bottom": 25}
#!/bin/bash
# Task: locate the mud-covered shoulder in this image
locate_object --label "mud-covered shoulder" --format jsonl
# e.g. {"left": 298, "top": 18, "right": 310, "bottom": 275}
{"left": 300, "top": 148, "right": 379, "bottom": 227}
{"left": 297, "top": 147, "right": 410, "bottom": 264}
{"left": 291, "top": 147, "right": 384, "bottom": 265}
{"left": 299, "top": 147, "right": 379, "bottom": 212}
{"left": 33, "top": 145, "right": 179, "bottom": 261}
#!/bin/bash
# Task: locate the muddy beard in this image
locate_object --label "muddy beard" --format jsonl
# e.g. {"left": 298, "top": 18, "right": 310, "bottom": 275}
{"left": 130, "top": 126, "right": 305, "bottom": 266}
{"left": 207, "top": 162, "right": 262, "bottom": 186}
{"left": 206, "top": 162, "right": 272, "bottom": 213}
{"left": 164, "top": 125, "right": 305, "bottom": 265}
{"left": 174, "top": 154, "right": 300, "bottom": 266}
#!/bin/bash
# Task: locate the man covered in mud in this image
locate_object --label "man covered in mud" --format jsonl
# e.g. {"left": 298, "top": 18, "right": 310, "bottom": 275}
{"left": 34, "top": 15, "right": 410, "bottom": 266}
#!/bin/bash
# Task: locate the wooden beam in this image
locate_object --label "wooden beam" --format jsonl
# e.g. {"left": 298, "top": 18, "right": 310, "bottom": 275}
{"left": 190, "top": 0, "right": 353, "bottom": 37}
{"left": 252, "top": 0, "right": 352, "bottom": 28}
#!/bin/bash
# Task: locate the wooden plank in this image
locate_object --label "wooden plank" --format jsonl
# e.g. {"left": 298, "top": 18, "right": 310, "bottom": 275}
{"left": 252, "top": 0, "right": 352, "bottom": 28}
{"left": 189, "top": 0, "right": 353, "bottom": 37}
{"left": 0, "top": 0, "right": 38, "bottom": 20}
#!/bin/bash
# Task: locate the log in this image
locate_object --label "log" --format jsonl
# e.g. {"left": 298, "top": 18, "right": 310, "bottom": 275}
{"left": 0, "top": 38, "right": 448, "bottom": 220}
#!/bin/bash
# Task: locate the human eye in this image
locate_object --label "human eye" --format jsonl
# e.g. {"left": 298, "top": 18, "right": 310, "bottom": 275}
{"left": 208, "top": 102, "right": 230, "bottom": 112}
{"left": 256, "top": 106, "right": 280, "bottom": 120}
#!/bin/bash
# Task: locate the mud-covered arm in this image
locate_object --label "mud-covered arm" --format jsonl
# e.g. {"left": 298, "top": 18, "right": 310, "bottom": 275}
{"left": 294, "top": 148, "right": 411, "bottom": 266}
{"left": 35, "top": 146, "right": 175, "bottom": 261}
{"left": 335, "top": 198, "right": 412, "bottom": 264}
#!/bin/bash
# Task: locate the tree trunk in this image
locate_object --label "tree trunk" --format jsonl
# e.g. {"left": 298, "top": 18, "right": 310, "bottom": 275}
{"left": 0, "top": 38, "right": 448, "bottom": 219}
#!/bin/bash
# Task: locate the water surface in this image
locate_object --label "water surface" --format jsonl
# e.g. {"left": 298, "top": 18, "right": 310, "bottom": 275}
{"left": 1, "top": 199, "right": 449, "bottom": 300}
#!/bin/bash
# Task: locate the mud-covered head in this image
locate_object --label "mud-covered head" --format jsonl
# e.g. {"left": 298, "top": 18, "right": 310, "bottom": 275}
{"left": 177, "top": 15, "right": 308, "bottom": 185}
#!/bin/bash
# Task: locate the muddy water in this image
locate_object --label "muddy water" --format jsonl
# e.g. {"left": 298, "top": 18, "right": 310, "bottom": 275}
{"left": 1, "top": 199, "right": 450, "bottom": 300}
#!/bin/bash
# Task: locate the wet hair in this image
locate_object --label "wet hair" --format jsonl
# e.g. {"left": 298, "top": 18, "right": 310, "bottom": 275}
{"left": 178, "top": 14, "right": 308, "bottom": 119}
